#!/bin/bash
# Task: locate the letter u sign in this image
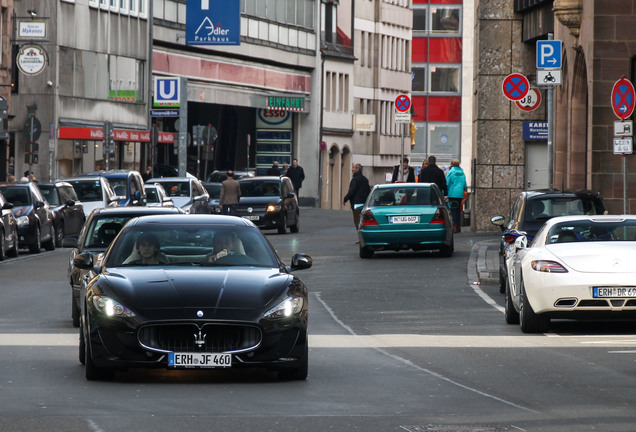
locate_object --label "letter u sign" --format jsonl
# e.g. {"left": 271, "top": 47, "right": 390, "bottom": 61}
{"left": 154, "top": 77, "right": 180, "bottom": 105}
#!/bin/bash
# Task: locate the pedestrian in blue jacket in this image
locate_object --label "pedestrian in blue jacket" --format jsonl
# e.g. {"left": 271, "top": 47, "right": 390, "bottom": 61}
{"left": 446, "top": 159, "right": 467, "bottom": 233}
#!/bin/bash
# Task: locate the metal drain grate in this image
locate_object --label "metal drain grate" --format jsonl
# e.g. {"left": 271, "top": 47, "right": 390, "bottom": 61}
{"left": 400, "top": 426, "right": 513, "bottom": 432}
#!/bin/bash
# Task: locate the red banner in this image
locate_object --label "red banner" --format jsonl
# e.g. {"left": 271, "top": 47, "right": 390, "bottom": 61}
{"left": 58, "top": 127, "right": 174, "bottom": 143}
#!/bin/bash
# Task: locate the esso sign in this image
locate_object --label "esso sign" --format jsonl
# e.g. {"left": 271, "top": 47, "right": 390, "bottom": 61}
{"left": 257, "top": 109, "right": 292, "bottom": 127}
{"left": 262, "top": 109, "right": 288, "bottom": 118}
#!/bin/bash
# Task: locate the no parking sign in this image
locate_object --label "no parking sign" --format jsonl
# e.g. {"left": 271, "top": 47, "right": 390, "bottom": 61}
{"left": 502, "top": 73, "right": 530, "bottom": 101}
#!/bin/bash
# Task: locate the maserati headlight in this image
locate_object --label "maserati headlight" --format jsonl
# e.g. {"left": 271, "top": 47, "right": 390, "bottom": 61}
{"left": 91, "top": 295, "right": 136, "bottom": 318}
{"left": 264, "top": 296, "right": 304, "bottom": 319}
{"left": 16, "top": 216, "right": 29, "bottom": 226}
{"left": 267, "top": 204, "right": 281, "bottom": 212}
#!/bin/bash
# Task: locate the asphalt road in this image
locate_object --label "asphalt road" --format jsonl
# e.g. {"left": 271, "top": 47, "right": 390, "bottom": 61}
{"left": 1, "top": 208, "right": 636, "bottom": 432}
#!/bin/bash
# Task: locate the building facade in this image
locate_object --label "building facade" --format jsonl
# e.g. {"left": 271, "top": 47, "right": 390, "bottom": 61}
{"left": 473, "top": 0, "right": 636, "bottom": 232}
{"left": 151, "top": 0, "right": 320, "bottom": 205}
{"left": 9, "top": 0, "right": 150, "bottom": 182}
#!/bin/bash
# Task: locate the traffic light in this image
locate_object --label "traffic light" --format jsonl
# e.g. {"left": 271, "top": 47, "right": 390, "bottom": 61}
{"left": 103, "top": 121, "right": 115, "bottom": 156}
{"left": 192, "top": 125, "right": 204, "bottom": 147}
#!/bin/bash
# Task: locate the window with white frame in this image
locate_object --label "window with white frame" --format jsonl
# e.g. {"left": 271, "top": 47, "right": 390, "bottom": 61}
{"left": 430, "top": 65, "right": 460, "bottom": 93}
{"left": 413, "top": 5, "right": 461, "bottom": 35}
{"left": 242, "top": 0, "right": 314, "bottom": 30}
{"left": 431, "top": 6, "right": 460, "bottom": 33}
{"left": 412, "top": 66, "right": 426, "bottom": 93}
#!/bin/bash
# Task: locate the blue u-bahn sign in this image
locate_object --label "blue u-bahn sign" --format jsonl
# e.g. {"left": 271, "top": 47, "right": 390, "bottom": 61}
{"left": 186, "top": 0, "right": 241, "bottom": 46}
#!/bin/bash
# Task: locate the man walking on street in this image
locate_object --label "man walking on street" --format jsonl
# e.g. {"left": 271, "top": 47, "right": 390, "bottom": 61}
{"left": 286, "top": 158, "right": 305, "bottom": 195}
{"left": 418, "top": 155, "right": 447, "bottom": 196}
{"left": 343, "top": 163, "right": 371, "bottom": 230}
{"left": 220, "top": 170, "right": 241, "bottom": 216}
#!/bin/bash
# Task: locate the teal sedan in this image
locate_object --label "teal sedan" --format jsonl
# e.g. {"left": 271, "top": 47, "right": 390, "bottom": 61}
{"left": 354, "top": 183, "right": 454, "bottom": 258}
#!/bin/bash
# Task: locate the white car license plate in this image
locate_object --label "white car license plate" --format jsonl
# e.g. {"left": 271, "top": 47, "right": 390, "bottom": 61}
{"left": 168, "top": 352, "right": 232, "bottom": 368}
{"left": 390, "top": 215, "right": 419, "bottom": 224}
{"left": 243, "top": 215, "right": 260, "bottom": 221}
{"left": 593, "top": 287, "right": 636, "bottom": 298}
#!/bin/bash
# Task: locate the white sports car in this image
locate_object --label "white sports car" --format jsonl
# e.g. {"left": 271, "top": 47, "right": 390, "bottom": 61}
{"left": 504, "top": 215, "right": 636, "bottom": 333}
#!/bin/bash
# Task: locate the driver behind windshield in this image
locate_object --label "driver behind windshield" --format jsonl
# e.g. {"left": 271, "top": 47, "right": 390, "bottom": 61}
{"left": 124, "top": 232, "right": 169, "bottom": 265}
{"left": 208, "top": 232, "right": 245, "bottom": 262}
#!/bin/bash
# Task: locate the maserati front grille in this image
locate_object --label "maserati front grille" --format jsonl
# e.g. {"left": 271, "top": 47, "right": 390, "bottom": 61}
{"left": 138, "top": 323, "right": 262, "bottom": 354}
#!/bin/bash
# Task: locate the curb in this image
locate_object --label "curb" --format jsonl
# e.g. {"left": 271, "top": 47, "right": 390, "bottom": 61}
{"left": 476, "top": 239, "right": 500, "bottom": 286}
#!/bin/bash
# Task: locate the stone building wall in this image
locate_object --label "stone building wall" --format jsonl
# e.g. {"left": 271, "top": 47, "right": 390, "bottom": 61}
{"left": 473, "top": 0, "right": 544, "bottom": 231}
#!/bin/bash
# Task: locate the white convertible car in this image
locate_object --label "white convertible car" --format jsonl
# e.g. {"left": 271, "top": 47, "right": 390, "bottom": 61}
{"left": 504, "top": 215, "right": 636, "bottom": 333}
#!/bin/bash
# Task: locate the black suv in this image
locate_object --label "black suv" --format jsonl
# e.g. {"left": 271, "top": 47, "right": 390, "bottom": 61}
{"left": 236, "top": 176, "right": 299, "bottom": 234}
{"left": 491, "top": 189, "right": 606, "bottom": 293}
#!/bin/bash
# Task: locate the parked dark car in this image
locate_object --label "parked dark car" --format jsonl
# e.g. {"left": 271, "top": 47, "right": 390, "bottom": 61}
{"left": 0, "top": 191, "right": 19, "bottom": 260}
{"left": 73, "top": 214, "right": 312, "bottom": 380}
{"left": 491, "top": 189, "right": 606, "bottom": 293}
{"left": 146, "top": 177, "right": 210, "bottom": 214}
{"left": 202, "top": 182, "right": 221, "bottom": 213}
{"left": 39, "top": 181, "right": 86, "bottom": 247}
{"left": 206, "top": 170, "right": 254, "bottom": 182}
{"left": 236, "top": 176, "right": 299, "bottom": 234}
{"left": 82, "top": 170, "right": 146, "bottom": 207}
{"left": 62, "top": 206, "right": 185, "bottom": 327}
{"left": 0, "top": 183, "right": 55, "bottom": 253}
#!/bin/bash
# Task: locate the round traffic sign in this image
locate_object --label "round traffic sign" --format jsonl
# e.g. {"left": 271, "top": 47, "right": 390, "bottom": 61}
{"left": 502, "top": 73, "right": 530, "bottom": 101}
{"left": 515, "top": 88, "right": 542, "bottom": 112}
{"left": 611, "top": 77, "right": 635, "bottom": 120}
{"left": 319, "top": 141, "right": 326, "bottom": 152}
{"left": 395, "top": 94, "right": 411, "bottom": 113}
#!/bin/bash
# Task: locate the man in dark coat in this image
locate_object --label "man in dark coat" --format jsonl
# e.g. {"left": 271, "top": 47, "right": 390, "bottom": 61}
{"left": 267, "top": 161, "right": 282, "bottom": 176}
{"left": 286, "top": 158, "right": 305, "bottom": 194}
{"left": 418, "top": 155, "right": 447, "bottom": 196}
{"left": 343, "top": 163, "right": 371, "bottom": 229}
{"left": 391, "top": 157, "right": 416, "bottom": 183}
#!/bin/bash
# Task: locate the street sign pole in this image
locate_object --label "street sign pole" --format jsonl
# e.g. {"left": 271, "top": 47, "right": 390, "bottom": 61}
{"left": 400, "top": 123, "right": 405, "bottom": 182}
{"left": 394, "top": 94, "right": 412, "bottom": 182}
{"left": 547, "top": 83, "right": 554, "bottom": 189}
{"left": 29, "top": 115, "right": 34, "bottom": 170}
{"left": 546, "top": 33, "right": 554, "bottom": 190}
{"left": 177, "top": 77, "right": 188, "bottom": 177}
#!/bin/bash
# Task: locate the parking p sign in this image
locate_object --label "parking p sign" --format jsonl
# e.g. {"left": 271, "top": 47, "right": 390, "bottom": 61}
{"left": 537, "top": 40, "right": 562, "bottom": 69}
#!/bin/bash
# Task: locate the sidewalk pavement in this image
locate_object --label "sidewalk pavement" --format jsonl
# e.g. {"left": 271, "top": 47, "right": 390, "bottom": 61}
{"left": 475, "top": 237, "right": 501, "bottom": 286}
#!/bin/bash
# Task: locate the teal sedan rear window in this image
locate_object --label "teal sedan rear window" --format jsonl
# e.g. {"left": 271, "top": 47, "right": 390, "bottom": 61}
{"left": 371, "top": 187, "right": 438, "bottom": 206}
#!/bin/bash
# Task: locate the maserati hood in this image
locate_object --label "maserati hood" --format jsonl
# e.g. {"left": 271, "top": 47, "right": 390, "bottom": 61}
{"left": 102, "top": 267, "right": 292, "bottom": 312}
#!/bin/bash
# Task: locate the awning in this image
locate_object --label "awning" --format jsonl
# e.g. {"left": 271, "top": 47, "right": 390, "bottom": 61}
{"left": 58, "top": 127, "right": 175, "bottom": 143}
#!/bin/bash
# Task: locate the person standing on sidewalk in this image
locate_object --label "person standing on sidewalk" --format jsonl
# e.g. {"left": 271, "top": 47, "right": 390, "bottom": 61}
{"left": 343, "top": 163, "right": 371, "bottom": 230}
{"left": 391, "top": 157, "right": 415, "bottom": 183}
{"left": 220, "top": 170, "right": 241, "bottom": 216}
{"left": 446, "top": 159, "right": 467, "bottom": 233}
{"left": 286, "top": 158, "right": 305, "bottom": 195}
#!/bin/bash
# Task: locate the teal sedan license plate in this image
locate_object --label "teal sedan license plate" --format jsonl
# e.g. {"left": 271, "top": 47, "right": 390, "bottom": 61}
{"left": 390, "top": 215, "right": 419, "bottom": 224}
{"left": 168, "top": 352, "right": 232, "bottom": 368}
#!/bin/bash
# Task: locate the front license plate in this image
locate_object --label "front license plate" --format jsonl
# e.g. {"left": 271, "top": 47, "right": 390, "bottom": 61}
{"left": 242, "top": 215, "right": 260, "bottom": 221}
{"left": 390, "top": 215, "right": 419, "bottom": 224}
{"left": 168, "top": 352, "right": 232, "bottom": 368}
{"left": 593, "top": 287, "right": 636, "bottom": 298}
